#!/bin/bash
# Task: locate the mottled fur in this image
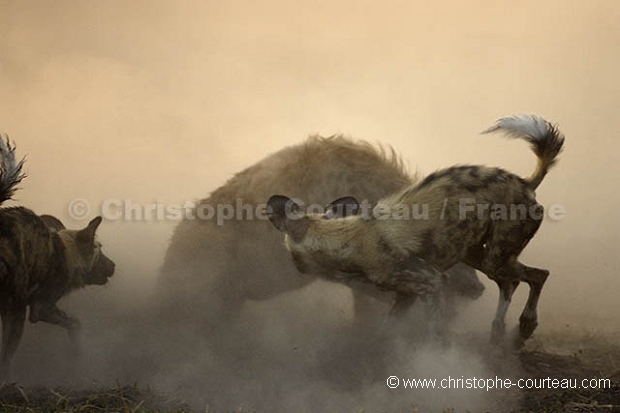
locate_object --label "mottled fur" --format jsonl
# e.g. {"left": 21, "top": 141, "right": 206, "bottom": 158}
{"left": 0, "top": 136, "right": 115, "bottom": 382}
{"left": 268, "top": 115, "right": 565, "bottom": 345}
{"left": 159, "top": 136, "right": 484, "bottom": 335}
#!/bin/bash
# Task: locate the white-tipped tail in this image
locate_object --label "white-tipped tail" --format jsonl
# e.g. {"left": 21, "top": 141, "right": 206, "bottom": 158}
{"left": 482, "top": 115, "right": 551, "bottom": 141}
{"left": 482, "top": 115, "right": 565, "bottom": 189}
{"left": 0, "top": 134, "right": 26, "bottom": 204}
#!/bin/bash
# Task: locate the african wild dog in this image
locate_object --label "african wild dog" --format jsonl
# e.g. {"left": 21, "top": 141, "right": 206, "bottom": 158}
{"left": 0, "top": 136, "right": 115, "bottom": 381}
{"left": 39, "top": 214, "right": 67, "bottom": 233}
{"left": 268, "top": 115, "right": 564, "bottom": 345}
{"left": 158, "top": 136, "right": 484, "bottom": 342}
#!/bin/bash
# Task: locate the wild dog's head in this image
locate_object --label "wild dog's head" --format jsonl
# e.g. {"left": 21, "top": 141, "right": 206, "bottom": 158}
{"left": 267, "top": 195, "right": 363, "bottom": 278}
{"left": 267, "top": 196, "right": 486, "bottom": 300}
{"left": 51, "top": 216, "right": 116, "bottom": 286}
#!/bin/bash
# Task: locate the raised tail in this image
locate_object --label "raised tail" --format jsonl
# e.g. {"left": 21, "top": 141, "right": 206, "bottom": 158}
{"left": 482, "top": 114, "right": 565, "bottom": 189}
{"left": 0, "top": 134, "right": 26, "bottom": 205}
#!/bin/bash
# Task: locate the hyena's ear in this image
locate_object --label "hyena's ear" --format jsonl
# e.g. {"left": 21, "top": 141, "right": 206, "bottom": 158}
{"left": 39, "top": 214, "right": 66, "bottom": 232}
{"left": 267, "top": 195, "right": 309, "bottom": 241}
{"left": 76, "top": 216, "right": 103, "bottom": 246}
{"left": 324, "top": 196, "right": 360, "bottom": 219}
{"left": 267, "top": 195, "right": 300, "bottom": 231}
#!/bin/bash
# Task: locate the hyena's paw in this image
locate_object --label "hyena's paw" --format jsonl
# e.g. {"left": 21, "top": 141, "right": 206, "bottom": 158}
{"left": 68, "top": 317, "right": 81, "bottom": 330}
{"left": 67, "top": 319, "right": 82, "bottom": 357}
{"left": 0, "top": 363, "right": 10, "bottom": 385}
{"left": 67, "top": 337, "right": 82, "bottom": 358}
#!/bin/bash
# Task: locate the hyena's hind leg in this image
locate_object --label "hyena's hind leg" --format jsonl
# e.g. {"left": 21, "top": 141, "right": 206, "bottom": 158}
{"left": 0, "top": 304, "right": 27, "bottom": 382}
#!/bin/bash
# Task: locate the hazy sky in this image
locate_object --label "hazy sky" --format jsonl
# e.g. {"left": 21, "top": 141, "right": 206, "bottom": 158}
{"left": 1, "top": 0, "right": 619, "bottom": 332}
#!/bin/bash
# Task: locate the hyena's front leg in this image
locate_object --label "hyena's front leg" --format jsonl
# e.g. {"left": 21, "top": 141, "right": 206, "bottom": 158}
{"left": 29, "top": 302, "right": 81, "bottom": 355}
{"left": 1, "top": 304, "right": 27, "bottom": 382}
{"left": 388, "top": 292, "right": 417, "bottom": 318}
{"left": 387, "top": 265, "right": 447, "bottom": 340}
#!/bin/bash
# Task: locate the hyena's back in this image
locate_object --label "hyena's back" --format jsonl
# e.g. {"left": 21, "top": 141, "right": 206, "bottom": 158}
{"left": 159, "top": 136, "right": 414, "bottom": 303}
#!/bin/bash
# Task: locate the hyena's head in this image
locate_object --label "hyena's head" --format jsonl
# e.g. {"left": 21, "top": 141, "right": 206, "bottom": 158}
{"left": 267, "top": 195, "right": 363, "bottom": 277}
{"left": 55, "top": 216, "right": 116, "bottom": 286}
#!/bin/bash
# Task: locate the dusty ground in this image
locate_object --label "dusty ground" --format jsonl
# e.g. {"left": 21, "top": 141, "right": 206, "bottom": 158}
{"left": 1, "top": 344, "right": 618, "bottom": 413}
{"left": 517, "top": 346, "right": 620, "bottom": 412}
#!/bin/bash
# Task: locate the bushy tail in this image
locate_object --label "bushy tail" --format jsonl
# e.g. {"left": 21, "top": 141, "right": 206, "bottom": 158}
{"left": 482, "top": 114, "right": 565, "bottom": 189}
{"left": 0, "top": 134, "right": 26, "bottom": 205}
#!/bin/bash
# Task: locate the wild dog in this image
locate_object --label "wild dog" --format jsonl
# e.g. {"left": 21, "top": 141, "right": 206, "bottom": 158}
{"left": 159, "top": 136, "right": 484, "bottom": 339}
{"left": 39, "top": 214, "right": 66, "bottom": 232}
{"left": 0, "top": 136, "right": 115, "bottom": 381}
{"left": 268, "top": 115, "right": 564, "bottom": 345}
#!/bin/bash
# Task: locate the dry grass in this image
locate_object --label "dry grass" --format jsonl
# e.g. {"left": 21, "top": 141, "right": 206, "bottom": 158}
{"left": 1, "top": 346, "right": 618, "bottom": 413}
{"left": 518, "top": 347, "right": 620, "bottom": 413}
{"left": 0, "top": 382, "right": 190, "bottom": 413}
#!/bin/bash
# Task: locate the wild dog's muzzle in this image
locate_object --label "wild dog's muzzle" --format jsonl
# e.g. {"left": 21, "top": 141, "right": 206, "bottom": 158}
{"left": 85, "top": 253, "right": 115, "bottom": 285}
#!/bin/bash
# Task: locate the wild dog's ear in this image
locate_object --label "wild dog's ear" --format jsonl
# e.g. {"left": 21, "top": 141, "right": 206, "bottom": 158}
{"left": 267, "top": 195, "right": 309, "bottom": 241}
{"left": 76, "top": 216, "right": 103, "bottom": 246}
{"left": 39, "top": 214, "right": 66, "bottom": 232}
{"left": 324, "top": 196, "right": 360, "bottom": 219}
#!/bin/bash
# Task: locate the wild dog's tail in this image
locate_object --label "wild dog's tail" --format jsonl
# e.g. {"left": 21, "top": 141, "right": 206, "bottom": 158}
{"left": 482, "top": 114, "right": 565, "bottom": 189}
{"left": 0, "top": 134, "right": 26, "bottom": 205}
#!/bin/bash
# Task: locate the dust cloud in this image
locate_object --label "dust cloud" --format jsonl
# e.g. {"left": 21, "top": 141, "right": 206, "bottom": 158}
{"left": 1, "top": 1, "right": 619, "bottom": 411}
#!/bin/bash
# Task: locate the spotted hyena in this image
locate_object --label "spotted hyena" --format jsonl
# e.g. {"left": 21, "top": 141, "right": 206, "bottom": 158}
{"left": 158, "top": 136, "right": 484, "bottom": 336}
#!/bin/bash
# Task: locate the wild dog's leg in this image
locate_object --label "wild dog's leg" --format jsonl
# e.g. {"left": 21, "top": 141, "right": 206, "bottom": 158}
{"left": 490, "top": 277, "right": 520, "bottom": 344}
{"left": 466, "top": 246, "right": 520, "bottom": 344}
{"left": 29, "top": 302, "right": 81, "bottom": 353}
{"left": 517, "top": 265, "right": 549, "bottom": 344}
{"left": 473, "top": 216, "right": 542, "bottom": 344}
{"left": 487, "top": 261, "right": 548, "bottom": 347}
{"left": 479, "top": 254, "right": 527, "bottom": 344}
{"left": 1, "top": 304, "right": 27, "bottom": 381}
{"left": 29, "top": 302, "right": 80, "bottom": 329}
